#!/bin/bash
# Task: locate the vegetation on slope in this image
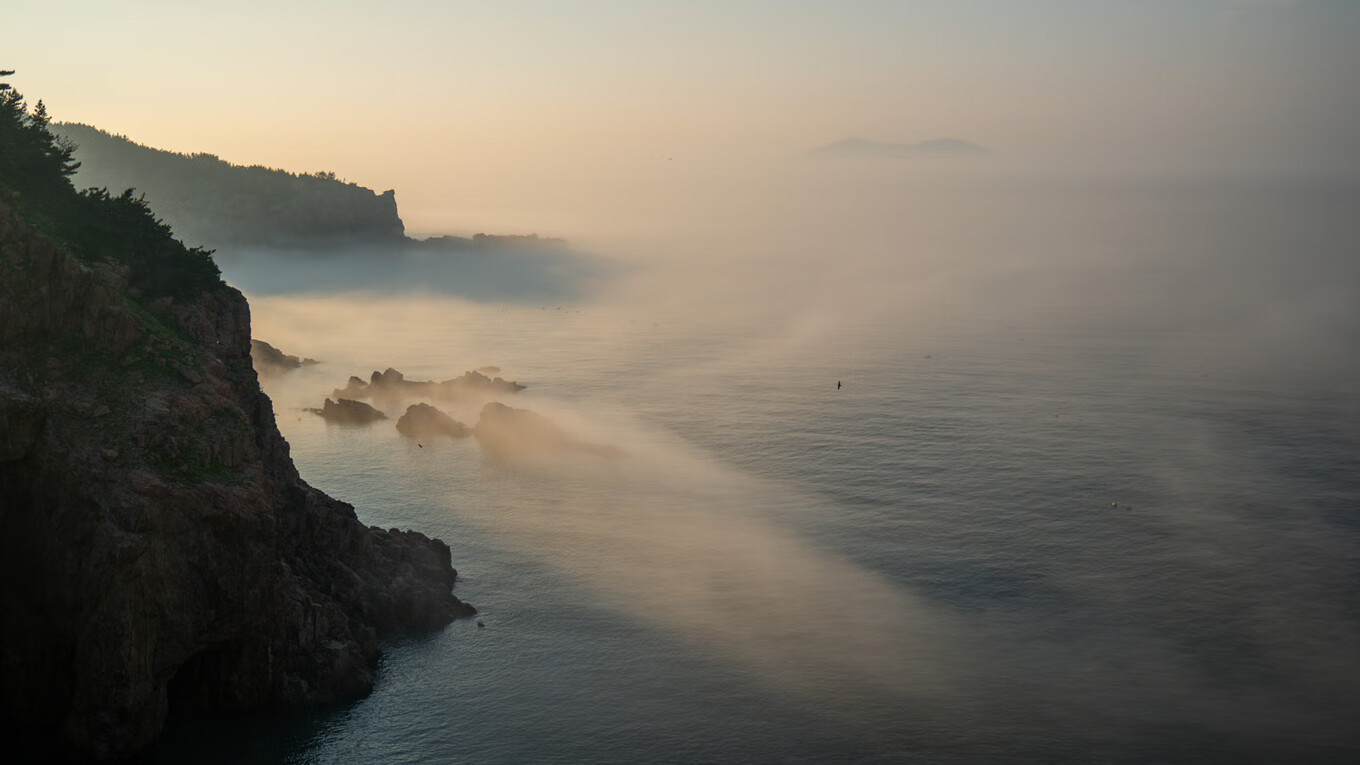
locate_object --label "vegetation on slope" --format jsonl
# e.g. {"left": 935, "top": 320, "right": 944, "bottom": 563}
{"left": 54, "top": 122, "right": 405, "bottom": 247}
{"left": 0, "top": 70, "right": 222, "bottom": 299}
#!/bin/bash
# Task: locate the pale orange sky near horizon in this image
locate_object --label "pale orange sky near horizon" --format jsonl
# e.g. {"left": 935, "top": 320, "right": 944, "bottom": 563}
{"left": 9, "top": 0, "right": 1360, "bottom": 235}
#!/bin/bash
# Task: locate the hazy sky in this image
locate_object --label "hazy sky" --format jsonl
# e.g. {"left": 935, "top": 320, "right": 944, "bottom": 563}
{"left": 9, "top": 0, "right": 1360, "bottom": 232}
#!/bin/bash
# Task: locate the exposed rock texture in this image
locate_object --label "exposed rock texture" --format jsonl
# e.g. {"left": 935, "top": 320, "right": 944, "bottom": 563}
{"left": 0, "top": 199, "right": 473, "bottom": 760}
{"left": 396, "top": 403, "right": 470, "bottom": 440}
{"left": 332, "top": 367, "right": 525, "bottom": 402}
{"left": 307, "top": 397, "right": 387, "bottom": 424}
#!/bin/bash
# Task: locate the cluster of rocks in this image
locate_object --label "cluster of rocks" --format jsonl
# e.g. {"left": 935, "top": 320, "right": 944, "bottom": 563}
{"left": 308, "top": 391, "right": 620, "bottom": 458}
{"left": 332, "top": 367, "right": 524, "bottom": 402}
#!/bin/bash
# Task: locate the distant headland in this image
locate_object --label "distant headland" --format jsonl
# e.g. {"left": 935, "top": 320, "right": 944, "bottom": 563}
{"left": 53, "top": 123, "right": 565, "bottom": 252}
{"left": 55, "top": 123, "right": 407, "bottom": 247}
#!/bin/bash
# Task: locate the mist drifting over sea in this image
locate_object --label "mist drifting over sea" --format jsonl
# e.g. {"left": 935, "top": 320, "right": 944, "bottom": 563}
{"left": 137, "top": 156, "right": 1360, "bottom": 763}
{"left": 8, "top": 1, "right": 1360, "bottom": 760}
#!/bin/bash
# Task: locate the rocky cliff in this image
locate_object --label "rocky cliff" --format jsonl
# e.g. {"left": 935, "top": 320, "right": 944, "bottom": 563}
{"left": 0, "top": 197, "right": 473, "bottom": 760}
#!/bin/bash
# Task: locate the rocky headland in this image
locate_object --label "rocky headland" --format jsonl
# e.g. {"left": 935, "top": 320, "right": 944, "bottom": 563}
{"left": 53, "top": 123, "right": 407, "bottom": 249}
{"left": 0, "top": 194, "right": 474, "bottom": 760}
{"left": 53, "top": 123, "right": 571, "bottom": 255}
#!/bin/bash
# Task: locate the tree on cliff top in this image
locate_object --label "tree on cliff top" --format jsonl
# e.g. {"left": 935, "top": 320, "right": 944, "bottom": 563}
{"left": 0, "top": 70, "right": 80, "bottom": 208}
{"left": 0, "top": 69, "right": 221, "bottom": 299}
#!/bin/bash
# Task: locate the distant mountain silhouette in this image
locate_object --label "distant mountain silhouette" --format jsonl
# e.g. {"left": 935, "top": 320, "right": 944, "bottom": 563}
{"left": 811, "top": 137, "right": 988, "bottom": 157}
{"left": 54, "top": 123, "right": 406, "bottom": 248}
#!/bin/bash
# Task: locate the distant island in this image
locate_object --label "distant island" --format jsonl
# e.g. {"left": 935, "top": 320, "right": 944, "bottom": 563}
{"left": 810, "top": 137, "right": 988, "bottom": 157}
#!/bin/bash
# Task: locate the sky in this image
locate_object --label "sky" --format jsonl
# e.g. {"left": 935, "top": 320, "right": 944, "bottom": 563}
{"left": 8, "top": 0, "right": 1360, "bottom": 234}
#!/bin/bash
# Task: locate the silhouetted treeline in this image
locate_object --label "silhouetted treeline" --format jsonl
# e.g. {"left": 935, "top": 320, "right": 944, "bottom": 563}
{"left": 0, "top": 72, "right": 221, "bottom": 299}
{"left": 54, "top": 123, "right": 406, "bottom": 248}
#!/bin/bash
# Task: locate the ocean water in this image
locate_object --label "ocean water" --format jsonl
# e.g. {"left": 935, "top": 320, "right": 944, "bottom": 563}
{"left": 143, "top": 180, "right": 1360, "bottom": 763}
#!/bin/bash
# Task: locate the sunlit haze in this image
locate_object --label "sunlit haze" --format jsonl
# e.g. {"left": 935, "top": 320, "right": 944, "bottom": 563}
{"left": 11, "top": 0, "right": 1360, "bottom": 237}
{"left": 6, "top": 3, "right": 1360, "bottom": 762}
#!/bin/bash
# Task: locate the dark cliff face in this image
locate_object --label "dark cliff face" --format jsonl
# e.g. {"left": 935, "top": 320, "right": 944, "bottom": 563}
{"left": 0, "top": 199, "right": 472, "bottom": 760}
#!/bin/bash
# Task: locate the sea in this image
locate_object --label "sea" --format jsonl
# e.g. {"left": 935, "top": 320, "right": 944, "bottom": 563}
{"left": 139, "top": 174, "right": 1360, "bottom": 763}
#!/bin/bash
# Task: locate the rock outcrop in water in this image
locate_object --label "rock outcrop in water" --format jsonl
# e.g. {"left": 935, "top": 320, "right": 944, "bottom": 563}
{"left": 307, "top": 397, "right": 388, "bottom": 424}
{"left": 332, "top": 367, "right": 525, "bottom": 402}
{"left": 396, "top": 403, "right": 470, "bottom": 440}
{"left": 251, "top": 338, "right": 318, "bottom": 377}
{"left": 0, "top": 198, "right": 474, "bottom": 760}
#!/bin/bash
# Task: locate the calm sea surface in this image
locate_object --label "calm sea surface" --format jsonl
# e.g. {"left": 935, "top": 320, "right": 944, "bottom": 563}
{"left": 142, "top": 183, "right": 1360, "bottom": 763}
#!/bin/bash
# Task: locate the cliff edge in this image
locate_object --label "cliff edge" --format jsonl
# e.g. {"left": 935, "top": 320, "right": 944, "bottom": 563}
{"left": 0, "top": 194, "right": 474, "bottom": 759}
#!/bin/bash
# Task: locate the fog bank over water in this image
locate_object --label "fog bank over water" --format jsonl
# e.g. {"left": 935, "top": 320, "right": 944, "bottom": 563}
{"left": 399, "top": 157, "right": 1360, "bottom": 386}
{"left": 236, "top": 157, "right": 1360, "bottom": 434}
{"left": 218, "top": 154, "right": 1360, "bottom": 761}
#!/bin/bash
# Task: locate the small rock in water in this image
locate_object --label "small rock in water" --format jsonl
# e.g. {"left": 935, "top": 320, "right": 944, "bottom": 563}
{"left": 307, "top": 398, "right": 387, "bottom": 424}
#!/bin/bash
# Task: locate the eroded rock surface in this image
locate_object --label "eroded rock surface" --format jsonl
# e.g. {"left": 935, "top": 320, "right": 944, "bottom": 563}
{"left": 0, "top": 200, "right": 474, "bottom": 761}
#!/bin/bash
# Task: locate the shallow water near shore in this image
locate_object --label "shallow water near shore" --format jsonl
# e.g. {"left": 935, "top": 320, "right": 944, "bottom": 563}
{"left": 142, "top": 180, "right": 1360, "bottom": 763}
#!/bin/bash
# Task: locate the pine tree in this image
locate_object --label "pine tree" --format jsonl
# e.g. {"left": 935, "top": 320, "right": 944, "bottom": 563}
{"left": 0, "top": 68, "right": 221, "bottom": 299}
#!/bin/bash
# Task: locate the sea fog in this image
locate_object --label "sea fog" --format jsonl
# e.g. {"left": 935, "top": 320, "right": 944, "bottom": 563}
{"left": 228, "top": 156, "right": 1360, "bottom": 385}
{"left": 168, "top": 158, "right": 1360, "bottom": 763}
